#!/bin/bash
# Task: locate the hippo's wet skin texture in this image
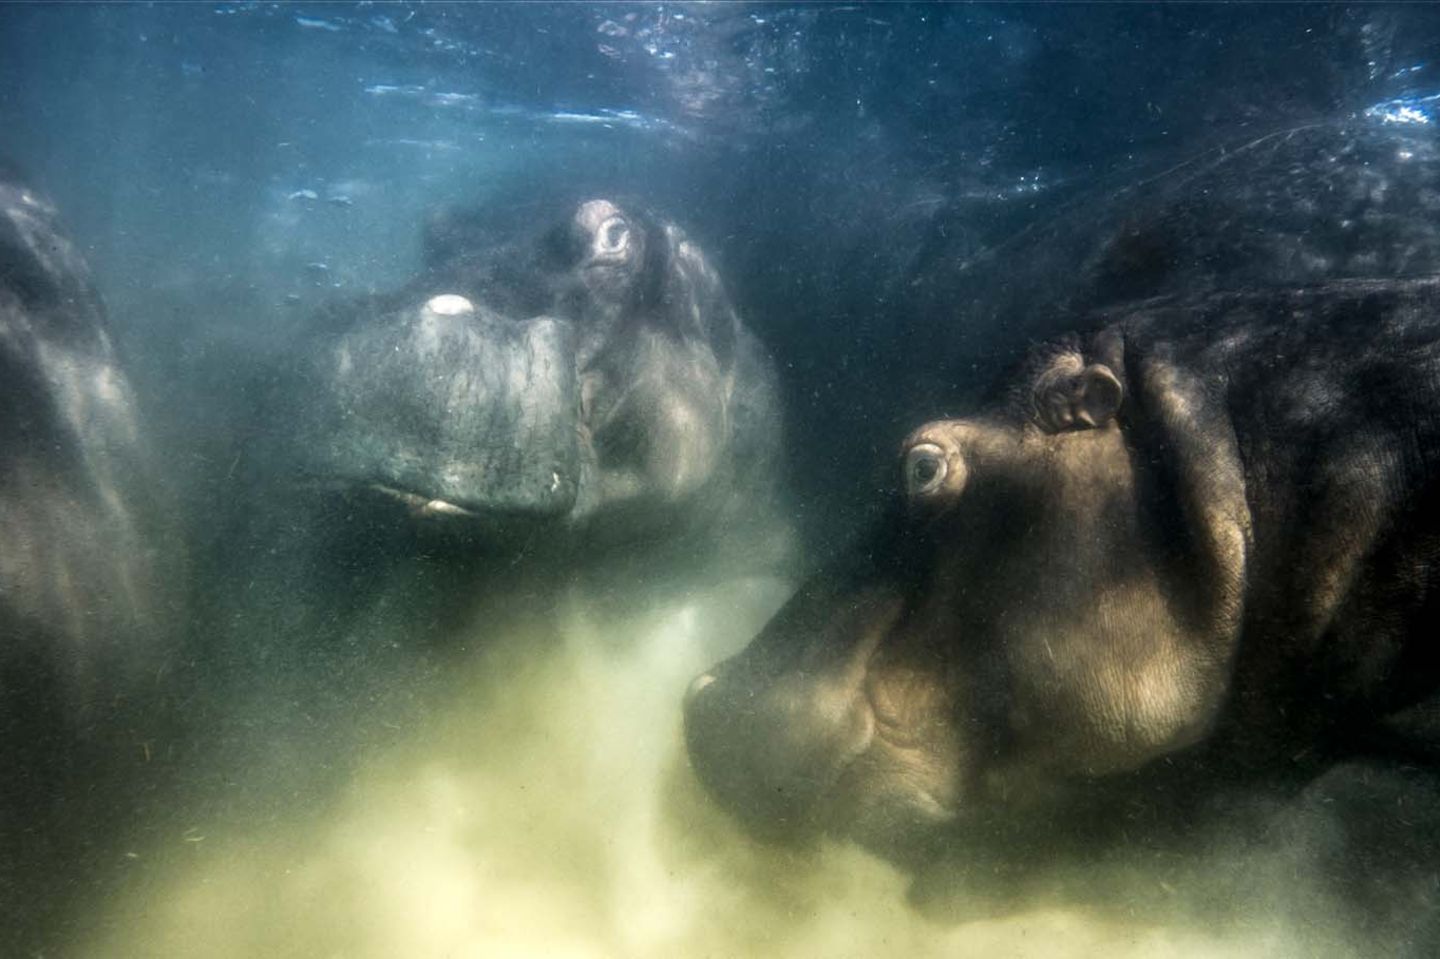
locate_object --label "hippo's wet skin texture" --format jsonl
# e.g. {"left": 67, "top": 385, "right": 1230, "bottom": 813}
{"left": 685, "top": 121, "right": 1440, "bottom": 937}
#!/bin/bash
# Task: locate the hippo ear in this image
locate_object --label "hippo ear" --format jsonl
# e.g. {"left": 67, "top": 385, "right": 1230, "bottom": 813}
{"left": 1036, "top": 363, "right": 1124, "bottom": 432}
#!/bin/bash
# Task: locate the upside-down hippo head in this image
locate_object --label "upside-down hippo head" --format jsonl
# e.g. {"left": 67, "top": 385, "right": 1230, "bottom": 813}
{"left": 685, "top": 327, "right": 1252, "bottom": 861}
{"left": 283, "top": 198, "right": 772, "bottom": 545}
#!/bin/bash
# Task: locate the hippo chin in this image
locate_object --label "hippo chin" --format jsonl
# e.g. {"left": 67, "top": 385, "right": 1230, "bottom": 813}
{"left": 685, "top": 120, "right": 1440, "bottom": 888}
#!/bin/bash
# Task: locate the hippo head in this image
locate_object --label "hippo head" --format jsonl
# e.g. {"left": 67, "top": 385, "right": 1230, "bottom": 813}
{"left": 284, "top": 198, "right": 743, "bottom": 539}
{"left": 684, "top": 327, "right": 1252, "bottom": 863}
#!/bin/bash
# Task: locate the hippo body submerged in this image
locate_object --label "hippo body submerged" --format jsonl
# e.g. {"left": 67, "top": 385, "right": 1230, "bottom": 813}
{"left": 0, "top": 165, "right": 184, "bottom": 949}
{"left": 685, "top": 120, "right": 1440, "bottom": 931}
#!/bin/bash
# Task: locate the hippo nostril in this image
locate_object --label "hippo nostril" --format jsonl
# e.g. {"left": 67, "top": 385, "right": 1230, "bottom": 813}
{"left": 685, "top": 672, "right": 716, "bottom": 706}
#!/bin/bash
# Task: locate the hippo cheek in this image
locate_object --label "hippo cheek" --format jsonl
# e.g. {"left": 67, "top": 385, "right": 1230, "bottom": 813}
{"left": 820, "top": 656, "right": 966, "bottom": 860}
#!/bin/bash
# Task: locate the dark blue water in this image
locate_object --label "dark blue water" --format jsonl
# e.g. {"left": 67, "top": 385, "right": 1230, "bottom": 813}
{"left": 6, "top": 4, "right": 1440, "bottom": 956}
{"left": 8, "top": 3, "right": 1437, "bottom": 532}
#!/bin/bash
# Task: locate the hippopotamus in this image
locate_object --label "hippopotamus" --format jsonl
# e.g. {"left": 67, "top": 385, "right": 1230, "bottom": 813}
{"left": 0, "top": 163, "right": 184, "bottom": 951}
{"left": 192, "top": 196, "right": 792, "bottom": 808}
{"left": 264, "top": 197, "right": 787, "bottom": 569}
{"left": 684, "top": 120, "right": 1440, "bottom": 922}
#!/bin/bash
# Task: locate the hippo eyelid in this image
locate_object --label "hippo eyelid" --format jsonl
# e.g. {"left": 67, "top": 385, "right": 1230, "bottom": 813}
{"left": 904, "top": 443, "right": 949, "bottom": 498}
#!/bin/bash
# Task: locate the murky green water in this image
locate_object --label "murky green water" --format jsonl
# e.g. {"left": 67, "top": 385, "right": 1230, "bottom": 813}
{"left": 79, "top": 574, "right": 1349, "bottom": 959}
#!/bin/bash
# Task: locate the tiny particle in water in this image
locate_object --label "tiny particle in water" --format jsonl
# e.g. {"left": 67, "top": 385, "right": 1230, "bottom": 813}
{"left": 295, "top": 16, "right": 342, "bottom": 32}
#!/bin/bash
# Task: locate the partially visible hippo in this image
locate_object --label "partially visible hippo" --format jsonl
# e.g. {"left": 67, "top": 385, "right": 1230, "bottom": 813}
{"left": 199, "top": 198, "right": 793, "bottom": 796}
{"left": 0, "top": 163, "right": 183, "bottom": 951}
{"left": 267, "top": 197, "right": 787, "bottom": 570}
{"left": 684, "top": 120, "right": 1440, "bottom": 933}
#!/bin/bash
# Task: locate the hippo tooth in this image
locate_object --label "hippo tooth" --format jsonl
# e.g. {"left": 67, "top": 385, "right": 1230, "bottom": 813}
{"left": 367, "top": 483, "right": 474, "bottom": 518}
{"left": 420, "top": 498, "right": 472, "bottom": 517}
{"left": 424, "top": 293, "right": 475, "bottom": 316}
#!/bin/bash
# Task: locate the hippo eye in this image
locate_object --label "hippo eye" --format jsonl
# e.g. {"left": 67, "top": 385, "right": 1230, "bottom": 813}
{"left": 904, "top": 443, "right": 948, "bottom": 497}
{"left": 597, "top": 215, "right": 630, "bottom": 255}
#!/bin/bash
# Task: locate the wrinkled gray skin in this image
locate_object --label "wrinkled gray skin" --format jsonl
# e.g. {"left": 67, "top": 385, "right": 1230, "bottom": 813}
{"left": 0, "top": 166, "right": 182, "bottom": 951}
{"left": 279, "top": 198, "right": 786, "bottom": 565}
{"left": 685, "top": 121, "right": 1440, "bottom": 921}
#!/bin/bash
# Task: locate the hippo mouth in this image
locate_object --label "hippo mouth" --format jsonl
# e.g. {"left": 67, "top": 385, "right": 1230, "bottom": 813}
{"left": 325, "top": 472, "right": 579, "bottom": 534}
{"left": 294, "top": 478, "right": 483, "bottom": 519}
{"left": 364, "top": 483, "right": 480, "bottom": 519}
